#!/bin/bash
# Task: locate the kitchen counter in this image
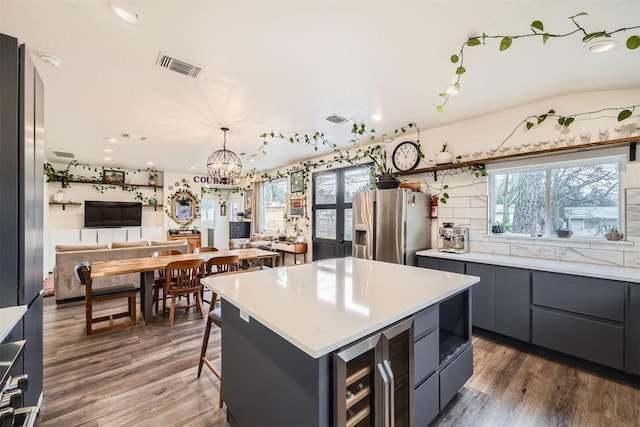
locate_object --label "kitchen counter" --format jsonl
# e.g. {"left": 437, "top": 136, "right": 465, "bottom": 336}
{"left": 0, "top": 305, "right": 26, "bottom": 342}
{"left": 202, "top": 257, "right": 479, "bottom": 358}
{"left": 416, "top": 249, "right": 640, "bottom": 284}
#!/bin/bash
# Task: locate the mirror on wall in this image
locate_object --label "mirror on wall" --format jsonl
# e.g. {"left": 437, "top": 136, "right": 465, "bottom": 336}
{"left": 169, "top": 190, "right": 199, "bottom": 225}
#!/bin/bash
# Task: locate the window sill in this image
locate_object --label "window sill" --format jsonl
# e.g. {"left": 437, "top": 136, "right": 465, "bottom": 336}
{"left": 484, "top": 233, "right": 634, "bottom": 247}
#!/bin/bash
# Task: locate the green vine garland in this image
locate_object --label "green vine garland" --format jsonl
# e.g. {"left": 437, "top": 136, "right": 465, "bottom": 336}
{"left": 437, "top": 12, "right": 640, "bottom": 111}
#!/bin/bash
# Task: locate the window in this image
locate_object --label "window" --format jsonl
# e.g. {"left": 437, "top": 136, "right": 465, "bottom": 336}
{"left": 489, "top": 155, "right": 623, "bottom": 238}
{"left": 261, "top": 178, "right": 287, "bottom": 233}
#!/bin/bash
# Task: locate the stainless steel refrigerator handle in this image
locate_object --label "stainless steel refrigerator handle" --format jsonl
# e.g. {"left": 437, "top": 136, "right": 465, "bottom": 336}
{"left": 377, "top": 362, "right": 390, "bottom": 427}
{"left": 383, "top": 359, "right": 395, "bottom": 427}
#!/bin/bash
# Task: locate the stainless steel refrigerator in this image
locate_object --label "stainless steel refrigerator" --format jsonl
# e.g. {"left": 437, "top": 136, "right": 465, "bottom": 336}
{"left": 352, "top": 188, "right": 430, "bottom": 266}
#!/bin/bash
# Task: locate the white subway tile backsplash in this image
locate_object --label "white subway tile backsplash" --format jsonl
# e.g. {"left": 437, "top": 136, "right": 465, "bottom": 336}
{"left": 470, "top": 195, "right": 487, "bottom": 208}
{"left": 470, "top": 218, "right": 488, "bottom": 230}
{"left": 471, "top": 240, "right": 510, "bottom": 255}
{"left": 446, "top": 181, "right": 488, "bottom": 197}
{"left": 627, "top": 220, "right": 640, "bottom": 237}
{"left": 441, "top": 197, "right": 470, "bottom": 208}
{"left": 626, "top": 188, "right": 640, "bottom": 204}
{"left": 489, "top": 236, "right": 534, "bottom": 245}
{"left": 627, "top": 204, "right": 640, "bottom": 222}
{"left": 558, "top": 247, "right": 624, "bottom": 267}
{"left": 532, "top": 239, "right": 591, "bottom": 249}
{"left": 510, "top": 244, "right": 559, "bottom": 260}
{"left": 624, "top": 251, "right": 640, "bottom": 268}
{"left": 469, "top": 230, "right": 489, "bottom": 242}
{"left": 454, "top": 207, "right": 486, "bottom": 219}
{"left": 437, "top": 207, "right": 454, "bottom": 218}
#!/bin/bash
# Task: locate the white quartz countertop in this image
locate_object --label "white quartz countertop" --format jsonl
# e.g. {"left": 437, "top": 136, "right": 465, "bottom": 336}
{"left": 0, "top": 306, "right": 27, "bottom": 342}
{"left": 416, "top": 249, "right": 640, "bottom": 284}
{"left": 202, "top": 257, "right": 479, "bottom": 358}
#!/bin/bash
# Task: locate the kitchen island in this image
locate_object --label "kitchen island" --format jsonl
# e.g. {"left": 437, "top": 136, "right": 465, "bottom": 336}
{"left": 202, "top": 257, "right": 479, "bottom": 426}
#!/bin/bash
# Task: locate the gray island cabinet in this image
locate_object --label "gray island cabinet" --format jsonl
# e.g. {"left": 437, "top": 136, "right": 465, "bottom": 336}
{"left": 417, "top": 250, "right": 640, "bottom": 379}
{"left": 202, "top": 257, "right": 479, "bottom": 426}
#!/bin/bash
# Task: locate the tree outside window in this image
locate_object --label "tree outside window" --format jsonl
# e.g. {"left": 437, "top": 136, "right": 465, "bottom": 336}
{"left": 490, "top": 157, "right": 622, "bottom": 238}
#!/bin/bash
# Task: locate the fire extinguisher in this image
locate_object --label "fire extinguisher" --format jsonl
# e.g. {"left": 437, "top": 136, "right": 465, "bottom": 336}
{"left": 431, "top": 196, "right": 438, "bottom": 219}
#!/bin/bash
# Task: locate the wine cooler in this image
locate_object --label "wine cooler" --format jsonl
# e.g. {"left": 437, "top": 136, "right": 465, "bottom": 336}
{"left": 334, "top": 318, "right": 415, "bottom": 427}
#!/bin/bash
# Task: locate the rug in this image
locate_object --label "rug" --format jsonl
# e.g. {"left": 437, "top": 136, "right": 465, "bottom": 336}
{"left": 43, "top": 274, "right": 54, "bottom": 297}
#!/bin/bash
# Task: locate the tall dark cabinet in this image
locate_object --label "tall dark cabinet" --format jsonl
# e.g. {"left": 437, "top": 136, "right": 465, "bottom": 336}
{"left": 0, "top": 33, "right": 44, "bottom": 407}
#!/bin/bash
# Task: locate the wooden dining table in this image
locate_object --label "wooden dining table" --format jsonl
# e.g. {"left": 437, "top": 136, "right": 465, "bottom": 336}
{"left": 90, "top": 248, "right": 280, "bottom": 323}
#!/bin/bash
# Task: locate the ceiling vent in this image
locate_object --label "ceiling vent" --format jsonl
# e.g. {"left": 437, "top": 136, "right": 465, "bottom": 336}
{"left": 324, "top": 114, "right": 349, "bottom": 124}
{"left": 156, "top": 52, "right": 203, "bottom": 78}
{"left": 53, "top": 151, "right": 75, "bottom": 159}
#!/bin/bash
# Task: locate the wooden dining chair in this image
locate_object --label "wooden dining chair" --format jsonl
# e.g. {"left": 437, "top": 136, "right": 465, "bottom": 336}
{"left": 164, "top": 259, "right": 206, "bottom": 326}
{"left": 197, "top": 268, "right": 244, "bottom": 408}
{"left": 194, "top": 246, "right": 219, "bottom": 254}
{"left": 205, "top": 255, "right": 240, "bottom": 277}
{"left": 73, "top": 261, "right": 137, "bottom": 335}
{"left": 152, "top": 250, "right": 184, "bottom": 315}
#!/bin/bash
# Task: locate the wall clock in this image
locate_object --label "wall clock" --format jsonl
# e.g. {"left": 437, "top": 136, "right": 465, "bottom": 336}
{"left": 392, "top": 141, "right": 421, "bottom": 172}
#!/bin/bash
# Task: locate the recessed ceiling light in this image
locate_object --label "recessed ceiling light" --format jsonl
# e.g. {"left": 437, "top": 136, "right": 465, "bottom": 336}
{"left": 146, "top": 161, "right": 154, "bottom": 165}
{"left": 104, "top": 157, "right": 112, "bottom": 161}
{"left": 38, "top": 53, "right": 62, "bottom": 67}
{"left": 189, "top": 166, "right": 195, "bottom": 170}
{"left": 112, "top": 4, "right": 138, "bottom": 22}
{"left": 371, "top": 114, "right": 383, "bottom": 121}
{"left": 249, "top": 158, "right": 255, "bottom": 162}
{"left": 584, "top": 40, "right": 618, "bottom": 53}
{"left": 104, "top": 148, "right": 114, "bottom": 153}
{"left": 107, "top": 138, "right": 117, "bottom": 143}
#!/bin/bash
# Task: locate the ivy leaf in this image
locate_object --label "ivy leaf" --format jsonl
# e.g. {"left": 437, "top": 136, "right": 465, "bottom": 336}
{"left": 450, "top": 54, "right": 459, "bottom": 63}
{"left": 531, "top": 20, "right": 544, "bottom": 32}
{"left": 543, "top": 33, "right": 550, "bottom": 44}
{"left": 569, "top": 12, "right": 588, "bottom": 19}
{"left": 557, "top": 117, "right": 565, "bottom": 126}
{"left": 499, "top": 37, "right": 512, "bottom": 51}
{"left": 564, "top": 117, "right": 575, "bottom": 126}
{"left": 582, "top": 32, "right": 608, "bottom": 42}
{"left": 466, "top": 38, "right": 481, "bottom": 47}
{"left": 526, "top": 121, "right": 534, "bottom": 130}
{"left": 627, "top": 35, "right": 640, "bottom": 49}
{"left": 439, "top": 92, "right": 448, "bottom": 97}
{"left": 455, "top": 66, "right": 466, "bottom": 75}
{"left": 270, "top": 132, "right": 274, "bottom": 137}
{"left": 453, "top": 82, "right": 460, "bottom": 91}
{"left": 618, "top": 109, "right": 632, "bottom": 121}
{"left": 443, "top": 184, "right": 449, "bottom": 189}
{"left": 442, "top": 193, "right": 449, "bottom": 200}
{"left": 537, "top": 114, "right": 547, "bottom": 124}
{"left": 436, "top": 105, "right": 444, "bottom": 113}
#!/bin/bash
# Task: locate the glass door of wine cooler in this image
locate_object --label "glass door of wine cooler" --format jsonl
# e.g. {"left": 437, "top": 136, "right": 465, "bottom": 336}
{"left": 334, "top": 318, "right": 415, "bottom": 427}
{"left": 381, "top": 318, "right": 415, "bottom": 427}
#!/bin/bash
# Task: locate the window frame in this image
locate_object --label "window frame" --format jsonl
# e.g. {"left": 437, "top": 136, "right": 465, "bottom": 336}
{"left": 260, "top": 177, "right": 288, "bottom": 234}
{"left": 488, "top": 154, "right": 625, "bottom": 238}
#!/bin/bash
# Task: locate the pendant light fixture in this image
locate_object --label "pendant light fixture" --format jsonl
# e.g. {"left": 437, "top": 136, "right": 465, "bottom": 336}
{"left": 207, "top": 127, "right": 242, "bottom": 186}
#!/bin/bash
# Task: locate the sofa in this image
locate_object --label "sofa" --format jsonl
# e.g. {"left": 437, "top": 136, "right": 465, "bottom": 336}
{"left": 228, "top": 233, "right": 276, "bottom": 251}
{"left": 54, "top": 240, "right": 189, "bottom": 303}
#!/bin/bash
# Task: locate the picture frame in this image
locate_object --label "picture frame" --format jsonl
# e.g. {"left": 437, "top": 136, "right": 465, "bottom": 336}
{"left": 289, "top": 197, "right": 305, "bottom": 217}
{"left": 103, "top": 169, "right": 125, "bottom": 184}
{"left": 243, "top": 189, "right": 252, "bottom": 220}
{"left": 290, "top": 170, "right": 304, "bottom": 193}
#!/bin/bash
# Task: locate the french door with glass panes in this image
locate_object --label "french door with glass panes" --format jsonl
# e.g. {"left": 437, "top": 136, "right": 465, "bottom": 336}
{"left": 312, "top": 165, "right": 371, "bottom": 260}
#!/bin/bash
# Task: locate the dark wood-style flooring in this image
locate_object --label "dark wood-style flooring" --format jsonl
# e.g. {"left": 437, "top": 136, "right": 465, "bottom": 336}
{"left": 36, "top": 296, "right": 639, "bottom": 426}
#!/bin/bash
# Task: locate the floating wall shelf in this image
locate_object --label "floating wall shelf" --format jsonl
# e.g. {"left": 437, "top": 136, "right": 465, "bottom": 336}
{"left": 48, "top": 202, "right": 81, "bottom": 210}
{"left": 398, "top": 136, "right": 638, "bottom": 180}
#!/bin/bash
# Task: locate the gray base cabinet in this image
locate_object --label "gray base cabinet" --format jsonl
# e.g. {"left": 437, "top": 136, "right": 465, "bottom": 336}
{"left": 532, "top": 307, "right": 624, "bottom": 370}
{"left": 466, "top": 263, "right": 496, "bottom": 331}
{"left": 494, "top": 266, "right": 530, "bottom": 342}
{"left": 625, "top": 285, "right": 640, "bottom": 375}
{"left": 418, "top": 255, "right": 639, "bottom": 379}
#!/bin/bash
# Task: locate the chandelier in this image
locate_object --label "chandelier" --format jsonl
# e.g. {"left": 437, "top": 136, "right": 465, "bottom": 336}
{"left": 207, "top": 127, "right": 242, "bottom": 185}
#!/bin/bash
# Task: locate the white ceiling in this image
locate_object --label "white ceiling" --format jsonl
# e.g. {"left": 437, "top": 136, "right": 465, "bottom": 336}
{"left": 1, "top": 0, "right": 639, "bottom": 174}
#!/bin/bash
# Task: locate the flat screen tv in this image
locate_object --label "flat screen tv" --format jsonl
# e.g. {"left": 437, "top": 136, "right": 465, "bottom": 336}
{"left": 84, "top": 201, "right": 142, "bottom": 228}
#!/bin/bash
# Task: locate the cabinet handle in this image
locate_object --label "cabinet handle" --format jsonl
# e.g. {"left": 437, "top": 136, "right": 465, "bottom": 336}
{"left": 377, "top": 362, "right": 390, "bottom": 427}
{"left": 383, "top": 360, "right": 395, "bottom": 427}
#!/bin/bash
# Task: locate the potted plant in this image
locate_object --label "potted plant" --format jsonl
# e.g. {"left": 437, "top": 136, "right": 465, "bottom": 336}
{"left": 604, "top": 226, "right": 623, "bottom": 241}
{"left": 366, "top": 145, "right": 399, "bottom": 189}
{"left": 556, "top": 229, "right": 573, "bottom": 238}
{"left": 435, "top": 143, "right": 454, "bottom": 165}
{"left": 148, "top": 167, "right": 159, "bottom": 186}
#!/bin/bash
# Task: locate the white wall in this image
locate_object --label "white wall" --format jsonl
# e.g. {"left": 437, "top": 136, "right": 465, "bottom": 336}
{"left": 263, "top": 88, "right": 640, "bottom": 268}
